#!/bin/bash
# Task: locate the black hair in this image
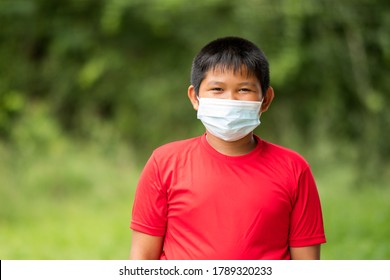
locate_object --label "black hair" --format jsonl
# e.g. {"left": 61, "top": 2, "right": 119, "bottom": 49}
{"left": 190, "top": 36, "right": 270, "bottom": 95}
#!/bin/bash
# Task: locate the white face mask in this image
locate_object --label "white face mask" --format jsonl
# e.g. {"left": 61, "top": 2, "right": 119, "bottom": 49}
{"left": 197, "top": 98, "right": 263, "bottom": 142}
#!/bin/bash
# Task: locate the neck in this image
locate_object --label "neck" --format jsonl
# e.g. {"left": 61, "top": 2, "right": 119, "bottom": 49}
{"left": 205, "top": 132, "right": 257, "bottom": 156}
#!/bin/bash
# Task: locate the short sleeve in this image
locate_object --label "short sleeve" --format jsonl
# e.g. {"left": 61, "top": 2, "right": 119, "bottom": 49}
{"left": 130, "top": 153, "right": 167, "bottom": 236}
{"left": 288, "top": 167, "right": 326, "bottom": 247}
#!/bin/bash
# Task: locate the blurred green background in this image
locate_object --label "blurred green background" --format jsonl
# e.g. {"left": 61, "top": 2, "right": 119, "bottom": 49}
{"left": 0, "top": 0, "right": 389, "bottom": 259}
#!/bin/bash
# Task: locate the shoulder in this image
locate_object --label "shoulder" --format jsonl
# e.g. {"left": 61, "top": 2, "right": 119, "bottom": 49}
{"left": 258, "top": 139, "right": 315, "bottom": 194}
{"left": 151, "top": 135, "right": 202, "bottom": 161}
{"left": 259, "top": 138, "right": 310, "bottom": 170}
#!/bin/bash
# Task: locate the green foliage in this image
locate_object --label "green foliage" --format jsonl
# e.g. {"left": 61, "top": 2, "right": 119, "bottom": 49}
{"left": 0, "top": 0, "right": 389, "bottom": 259}
{"left": 1, "top": 0, "right": 389, "bottom": 178}
{"left": 0, "top": 110, "right": 137, "bottom": 259}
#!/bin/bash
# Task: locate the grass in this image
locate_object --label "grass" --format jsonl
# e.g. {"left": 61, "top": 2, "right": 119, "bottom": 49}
{"left": 317, "top": 165, "right": 390, "bottom": 259}
{"left": 0, "top": 125, "right": 389, "bottom": 259}
{"left": 0, "top": 132, "right": 139, "bottom": 259}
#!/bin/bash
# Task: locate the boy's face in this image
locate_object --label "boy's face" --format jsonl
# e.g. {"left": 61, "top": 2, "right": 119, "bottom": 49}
{"left": 188, "top": 65, "right": 274, "bottom": 113}
{"left": 197, "top": 66, "right": 263, "bottom": 101}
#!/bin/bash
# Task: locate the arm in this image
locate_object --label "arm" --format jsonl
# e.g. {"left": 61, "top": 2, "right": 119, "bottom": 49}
{"left": 129, "top": 230, "right": 164, "bottom": 260}
{"left": 289, "top": 167, "right": 326, "bottom": 260}
{"left": 290, "top": 245, "right": 321, "bottom": 260}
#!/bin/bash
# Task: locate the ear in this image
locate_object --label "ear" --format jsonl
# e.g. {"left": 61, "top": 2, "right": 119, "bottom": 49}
{"left": 188, "top": 85, "right": 199, "bottom": 110}
{"left": 261, "top": 86, "right": 274, "bottom": 113}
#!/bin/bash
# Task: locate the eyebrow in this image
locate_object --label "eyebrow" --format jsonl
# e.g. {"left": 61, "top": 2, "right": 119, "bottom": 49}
{"left": 206, "top": 81, "right": 258, "bottom": 87}
{"left": 237, "top": 82, "right": 258, "bottom": 87}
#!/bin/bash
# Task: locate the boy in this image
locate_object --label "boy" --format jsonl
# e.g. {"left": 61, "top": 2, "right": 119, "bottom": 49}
{"left": 129, "top": 36, "right": 326, "bottom": 260}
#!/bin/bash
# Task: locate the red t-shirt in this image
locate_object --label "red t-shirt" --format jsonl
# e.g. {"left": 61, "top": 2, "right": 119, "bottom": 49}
{"left": 130, "top": 134, "right": 326, "bottom": 259}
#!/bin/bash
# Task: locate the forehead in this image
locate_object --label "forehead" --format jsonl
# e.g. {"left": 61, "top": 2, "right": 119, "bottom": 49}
{"left": 203, "top": 65, "right": 260, "bottom": 84}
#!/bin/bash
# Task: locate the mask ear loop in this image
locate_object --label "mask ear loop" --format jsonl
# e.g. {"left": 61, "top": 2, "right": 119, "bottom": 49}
{"left": 196, "top": 96, "right": 201, "bottom": 108}
{"left": 258, "top": 97, "right": 265, "bottom": 116}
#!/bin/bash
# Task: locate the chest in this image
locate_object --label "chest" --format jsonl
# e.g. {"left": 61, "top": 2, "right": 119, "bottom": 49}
{"left": 164, "top": 158, "right": 295, "bottom": 224}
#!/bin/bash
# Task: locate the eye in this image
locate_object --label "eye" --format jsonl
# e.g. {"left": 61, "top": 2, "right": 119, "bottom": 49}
{"left": 239, "top": 88, "right": 252, "bottom": 92}
{"left": 210, "top": 87, "right": 223, "bottom": 92}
